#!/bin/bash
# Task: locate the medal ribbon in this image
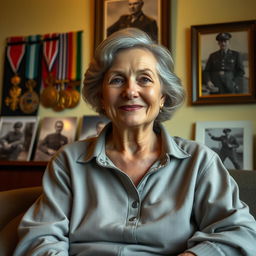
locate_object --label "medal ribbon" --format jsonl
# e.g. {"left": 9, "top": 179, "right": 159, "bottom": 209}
{"left": 67, "top": 31, "right": 82, "bottom": 82}
{"left": 43, "top": 33, "right": 59, "bottom": 72}
{"left": 57, "top": 33, "right": 68, "bottom": 82}
{"left": 25, "top": 35, "right": 41, "bottom": 79}
{"left": 7, "top": 36, "right": 26, "bottom": 74}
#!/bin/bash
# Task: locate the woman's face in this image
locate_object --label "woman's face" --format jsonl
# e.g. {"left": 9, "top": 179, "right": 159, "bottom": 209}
{"left": 101, "top": 48, "right": 165, "bottom": 129}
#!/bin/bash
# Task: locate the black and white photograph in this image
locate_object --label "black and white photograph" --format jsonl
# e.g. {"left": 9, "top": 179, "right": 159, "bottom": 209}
{"left": 94, "top": 0, "right": 170, "bottom": 48}
{"left": 191, "top": 20, "right": 256, "bottom": 104}
{"left": 79, "top": 115, "right": 110, "bottom": 140}
{"left": 33, "top": 116, "right": 78, "bottom": 161}
{"left": 195, "top": 120, "right": 253, "bottom": 170}
{"left": 0, "top": 116, "right": 38, "bottom": 161}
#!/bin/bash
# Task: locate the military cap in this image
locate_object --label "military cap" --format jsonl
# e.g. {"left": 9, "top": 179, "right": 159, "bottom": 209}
{"left": 223, "top": 128, "right": 231, "bottom": 133}
{"left": 216, "top": 32, "right": 232, "bottom": 41}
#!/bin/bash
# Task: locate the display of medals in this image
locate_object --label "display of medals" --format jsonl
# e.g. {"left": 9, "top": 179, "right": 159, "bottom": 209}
{"left": 1, "top": 31, "right": 82, "bottom": 115}
{"left": 4, "top": 37, "right": 26, "bottom": 112}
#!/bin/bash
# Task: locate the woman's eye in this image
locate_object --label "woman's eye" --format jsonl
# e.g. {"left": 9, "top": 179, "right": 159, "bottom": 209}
{"left": 109, "top": 77, "right": 124, "bottom": 87}
{"left": 138, "top": 76, "right": 152, "bottom": 85}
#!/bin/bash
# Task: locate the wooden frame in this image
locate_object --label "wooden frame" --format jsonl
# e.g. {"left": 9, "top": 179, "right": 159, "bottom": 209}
{"left": 94, "top": 0, "right": 170, "bottom": 49}
{"left": 191, "top": 20, "right": 256, "bottom": 105}
{"left": 0, "top": 116, "right": 38, "bottom": 161}
{"left": 195, "top": 120, "right": 253, "bottom": 170}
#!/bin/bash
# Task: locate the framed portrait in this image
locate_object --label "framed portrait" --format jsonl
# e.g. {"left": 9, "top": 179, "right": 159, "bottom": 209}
{"left": 0, "top": 116, "right": 38, "bottom": 161}
{"left": 195, "top": 120, "right": 253, "bottom": 170}
{"left": 79, "top": 115, "right": 110, "bottom": 140}
{"left": 191, "top": 20, "right": 256, "bottom": 105}
{"left": 33, "top": 117, "right": 78, "bottom": 162}
{"left": 94, "top": 0, "right": 170, "bottom": 48}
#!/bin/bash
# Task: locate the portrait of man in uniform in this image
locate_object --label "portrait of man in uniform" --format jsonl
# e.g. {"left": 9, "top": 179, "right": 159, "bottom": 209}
{"left": 105, "top": 0, "right": 159, "bottom": 42}
{"left": 33, "top": 117, "right": 77, "bottom": 161}
{"left": 206, "top": 128, "right": 242, "bottom": 170}
{"left": 196, "top": 120, "right": 253, "bottom": 170}
{"left": 0, "top": 116, "right": 38, "bottom": 161}
{"left": 201, "top": 31, "right": 249, "bottom": 95}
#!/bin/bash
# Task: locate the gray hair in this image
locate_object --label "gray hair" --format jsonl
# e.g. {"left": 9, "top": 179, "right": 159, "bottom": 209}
{"left": 82, "top": 28, "right": 185, "bottom": 122}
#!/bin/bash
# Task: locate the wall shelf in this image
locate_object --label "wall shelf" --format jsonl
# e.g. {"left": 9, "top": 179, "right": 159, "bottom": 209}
{"left": 0, "top": 161, "right": 47, "bottom": 191}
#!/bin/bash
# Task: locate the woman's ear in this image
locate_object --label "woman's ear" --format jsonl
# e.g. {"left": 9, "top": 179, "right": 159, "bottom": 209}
{"left": 160, "top": 94, "right": 166, "bottom": 107}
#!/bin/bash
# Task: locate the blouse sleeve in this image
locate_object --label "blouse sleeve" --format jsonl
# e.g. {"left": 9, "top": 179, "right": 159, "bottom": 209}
{"left": 187, "top": 153, "right": 256, "bottom": 256}
{"left": 13, "top": 154, "right": 72, "bottom": 256}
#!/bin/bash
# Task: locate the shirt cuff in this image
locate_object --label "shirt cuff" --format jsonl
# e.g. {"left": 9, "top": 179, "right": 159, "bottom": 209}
{"left": 187, "top": 241, "right": 224, "bottom": 256}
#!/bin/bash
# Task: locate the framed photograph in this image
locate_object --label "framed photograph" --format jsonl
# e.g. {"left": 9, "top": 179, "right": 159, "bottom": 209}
{"left": 94, "top": 0, "right": 170, "bottom": 48}
{"left": 191, "top": 20, "right": 256, "bottom": 105}
{"left": 33, "top": 117, "right": 78, "bottom": 162}
{"left": 195, "top": 120, "right": 253, "bottom": 170}
{"left": 0, "top": 116, "right": 38, "bottom": 161}
{"left": 79, "top": 115, "right": 110, "bottom": 140}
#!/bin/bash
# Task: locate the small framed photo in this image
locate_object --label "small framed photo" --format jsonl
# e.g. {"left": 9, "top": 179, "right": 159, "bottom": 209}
{"left": 94, "top": 0, "right": 170, "bottom": 48}
{"left": 79, "top": 115, "right": 110, "bottom": 140}
{"left": 191, "top": 20, "right": 256, "bottom": 105}
{"left": 195, "top": 120, "right": 253, "bottom": 170}
{"left": 0, "top": 116, "right": 38, "bottom": 161}
{"left": 33, "top": 117, "right": 78, "bottom": 161}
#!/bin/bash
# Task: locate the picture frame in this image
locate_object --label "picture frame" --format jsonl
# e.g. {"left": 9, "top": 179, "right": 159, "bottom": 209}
{"left": 0, "top": 116, "right": 38, "bottom": 161}
{"left": 195, "top": 120, "right": 253, "bottom": 170}
{"left": 79, "top": 115, "right": 110, "bottom": 140}
{"left": 191, "top": 20, "right": 256, "bottom": 105}
{"left": 94, "top": 0, "right": 170, "bottom": 49}
{"left": 33, "top": 117, "right": 78, "bottom": 162}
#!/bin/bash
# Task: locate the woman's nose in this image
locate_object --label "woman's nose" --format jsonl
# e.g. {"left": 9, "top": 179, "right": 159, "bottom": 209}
{"left": 122, "top": 80, "right": 139, "bottom": 99}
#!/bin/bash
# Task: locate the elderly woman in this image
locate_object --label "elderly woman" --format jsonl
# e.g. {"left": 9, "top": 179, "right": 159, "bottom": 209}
{"left": 14, "top": 28, "right": 256, "bottom": 256}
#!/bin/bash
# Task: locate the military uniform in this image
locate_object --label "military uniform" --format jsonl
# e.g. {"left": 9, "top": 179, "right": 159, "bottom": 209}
{"left": 209, "top": 129, "right": 241, "bottom": 169}
{"left": 0, "top": 130, "right": 24, "bottom": 160}
{"left": 39, "top": 133, "right": 68, "bottom": 154}
{"left": 203, "top": 33, "right": 245, "bottom": 94}
{"left": 107, "top": 11, "right": 158, "bottom": 42}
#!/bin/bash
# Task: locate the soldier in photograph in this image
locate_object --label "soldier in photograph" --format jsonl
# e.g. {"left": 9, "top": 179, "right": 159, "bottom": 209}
{"left": 0, "top": 121, "right": 24, "bottom": 160}
{"left": 107, "top": 0, "right": 158, "bottom": 42}
{"left": 207, "top": 128, "right": 241, "bottom": 169}
{"left": 203, "top": 32, "right": 245, "bottom": 94}
{"left": 38, "top": 120, "right": 68, "bottom": 157}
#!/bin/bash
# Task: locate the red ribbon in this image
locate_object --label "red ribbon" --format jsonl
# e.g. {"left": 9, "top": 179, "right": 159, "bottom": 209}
{"left": 7, "top": 36, "right": 26, "bottom": 74}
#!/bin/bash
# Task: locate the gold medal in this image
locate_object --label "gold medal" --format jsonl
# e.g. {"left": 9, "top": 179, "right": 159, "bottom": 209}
{"left": 68, "top": 80, "right": 81, "bottom": 108}
{"left": 19, "top": 80, "right": 40, "bottom": 114}
{"left": 5, "top": 75, "right": 22, "bottom": 111}
{"left": 40, "top": 86, "right": 59, "bottom": 107}
{"left": 40, "top": 73, "right": 58, "bottom": 108}
{"left": 68, "top": 89, "right": 80, "bottom": 108}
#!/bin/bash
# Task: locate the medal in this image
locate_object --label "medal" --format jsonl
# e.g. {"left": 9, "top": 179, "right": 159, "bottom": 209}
{"left": 19, "top": 80, "right": 40, "bottom": 113}
{"left": 68, "top": 80, "right": 81, "bottom": 108}
{"left": 41, "top": 34, "right": 59, "bottom": 107}
{"left": 5, "top": 36, "right": 26, "bottom": 111}
{"left": 40, "top": 73, "right": 59, "bottom": 107}
{"left": 21, "top": 35, "right": 41, "bottom": 113}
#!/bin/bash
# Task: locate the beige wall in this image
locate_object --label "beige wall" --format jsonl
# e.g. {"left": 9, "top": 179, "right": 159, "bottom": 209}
{"left": 0, "top": 0, "right": 255, "bottom": 167}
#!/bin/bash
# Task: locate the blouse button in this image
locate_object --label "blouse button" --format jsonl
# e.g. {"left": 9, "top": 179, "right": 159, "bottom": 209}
{"left": 132, "top": 201, "right": 139, "bottom": 208}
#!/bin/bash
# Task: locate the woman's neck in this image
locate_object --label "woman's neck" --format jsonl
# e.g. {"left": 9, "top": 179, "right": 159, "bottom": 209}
{"left": 106, "top": 124, "right": 160, "bottom": 157}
